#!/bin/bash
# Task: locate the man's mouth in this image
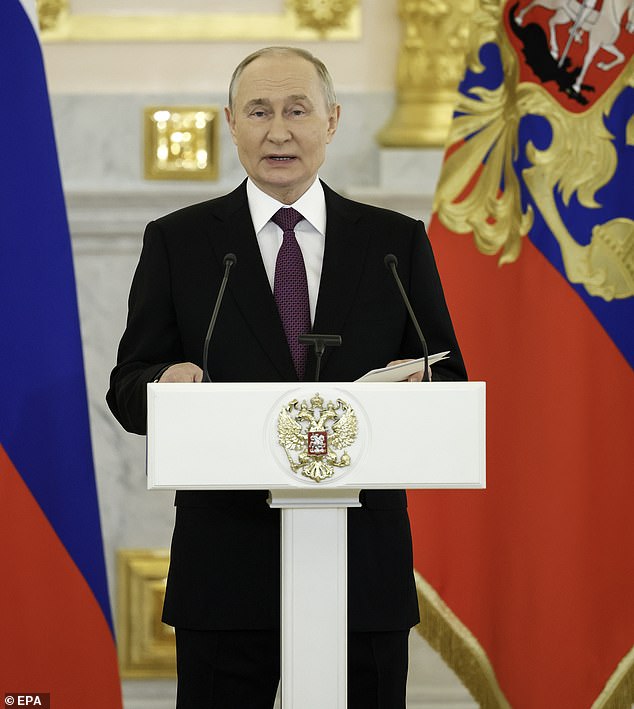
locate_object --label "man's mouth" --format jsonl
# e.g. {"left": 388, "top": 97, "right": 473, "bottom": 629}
{"left": 267, "top": 156, "right": 296, "bottom": 161}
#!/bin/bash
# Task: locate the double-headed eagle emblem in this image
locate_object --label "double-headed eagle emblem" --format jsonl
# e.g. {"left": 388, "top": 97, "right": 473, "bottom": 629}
{"left": 277, "top": 394, "right": 358, "bottom": 483}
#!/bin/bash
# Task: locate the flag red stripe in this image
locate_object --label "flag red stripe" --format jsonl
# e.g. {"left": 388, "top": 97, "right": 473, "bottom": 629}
{"left": 409, "top": 223, "right": 634, "bottom": 707}
{"left": 0, "top": 445, "right": 121, "bottom": 705}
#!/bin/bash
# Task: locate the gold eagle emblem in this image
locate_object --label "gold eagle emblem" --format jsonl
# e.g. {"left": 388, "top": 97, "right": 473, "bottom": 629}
{"left": 277, "top": 393, "right": 358, "bottom": 483}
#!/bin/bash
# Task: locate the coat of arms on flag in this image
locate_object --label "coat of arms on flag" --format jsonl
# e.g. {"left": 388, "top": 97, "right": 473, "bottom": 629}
{"left": 433, "top": 0, "right": 632, "bottom": 361}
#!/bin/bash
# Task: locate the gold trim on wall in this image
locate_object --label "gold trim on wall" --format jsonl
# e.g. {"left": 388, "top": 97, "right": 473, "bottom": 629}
{"left": 144, "top": 106, "right": 220, "bottom": 182}
{"left": 38, "top": 0, "right": 361, "bottom": 42}
{"left": 117, "top": 549, "right": 175, "bottom": 678}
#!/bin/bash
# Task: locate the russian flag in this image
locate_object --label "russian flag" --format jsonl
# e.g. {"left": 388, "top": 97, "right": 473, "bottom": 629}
{"left": 0, "top": 2, "right": 122, "bottom": 704}
{"left": 408, "top": 1, "right": 634, "bottom": 706}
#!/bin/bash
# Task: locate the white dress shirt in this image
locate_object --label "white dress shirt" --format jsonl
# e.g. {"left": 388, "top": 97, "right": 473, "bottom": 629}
{"left": 246, "top": 177, "right": 326, "bottom": 326}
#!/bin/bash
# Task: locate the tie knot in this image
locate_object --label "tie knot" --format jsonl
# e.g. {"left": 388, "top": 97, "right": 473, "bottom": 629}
{"left": 271, "top": 207, "right": 304, "bottom": 233}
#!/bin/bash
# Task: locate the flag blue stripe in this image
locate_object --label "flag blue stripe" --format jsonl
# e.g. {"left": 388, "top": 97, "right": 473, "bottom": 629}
{"left": 0, "top": 1, "right": 112, "bottom": 630}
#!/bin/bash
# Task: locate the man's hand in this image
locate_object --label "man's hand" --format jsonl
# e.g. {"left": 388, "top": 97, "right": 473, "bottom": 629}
{"left": 158, "top": 362, "right": 203, "bottom": 382}
{"left": 386, "top": 359, "right": 430, "bottom": 383}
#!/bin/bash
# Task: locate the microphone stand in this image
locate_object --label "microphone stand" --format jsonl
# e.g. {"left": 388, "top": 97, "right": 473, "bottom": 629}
{"left": 299, "top": 334, "right": 342, "bottom": 382}
{"left": 384, "top": 254, "right": 430, "bottom": 382}
{"left": 202, "top": 253, "right": 237, "bottom": 382}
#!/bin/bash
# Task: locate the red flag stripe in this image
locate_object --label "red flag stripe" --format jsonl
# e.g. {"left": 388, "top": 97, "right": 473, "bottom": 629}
{"left": 409, "top": 223, "right": 634, "bottom": 708}
{"left": 0, "top": 445, "right": 122, "bottom": 705}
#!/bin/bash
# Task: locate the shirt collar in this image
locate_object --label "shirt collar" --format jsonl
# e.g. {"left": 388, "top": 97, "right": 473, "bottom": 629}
{"left": 246, "top": 177, "right": 326, "bottom": 235}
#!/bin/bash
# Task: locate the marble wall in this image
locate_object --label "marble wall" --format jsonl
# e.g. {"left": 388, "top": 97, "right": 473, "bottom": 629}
{"left": 56, "top": 91, "right": 476, "bottom": 708}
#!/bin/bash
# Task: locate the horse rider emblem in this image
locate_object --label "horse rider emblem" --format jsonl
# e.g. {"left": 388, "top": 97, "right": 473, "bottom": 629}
{"left": 511, "top": 0, "right": 634, "bottom": 103}
{"left": 277, "top": 394, "right": 358, "bottom": 483}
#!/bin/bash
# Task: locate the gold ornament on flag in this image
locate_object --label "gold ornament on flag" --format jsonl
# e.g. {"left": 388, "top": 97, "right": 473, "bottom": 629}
{"left": 277, "top": 394, "right": 357, "bottom": 483}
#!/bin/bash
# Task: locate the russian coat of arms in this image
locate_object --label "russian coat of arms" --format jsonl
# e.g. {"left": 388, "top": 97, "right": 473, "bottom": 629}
{"left": 277, "top": 394, "right": 358, "bottom": 483}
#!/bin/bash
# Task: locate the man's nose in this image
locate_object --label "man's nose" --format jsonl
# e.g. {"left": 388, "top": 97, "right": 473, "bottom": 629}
{"left": 267, "top": 114, "right": 291, "bottom": 143}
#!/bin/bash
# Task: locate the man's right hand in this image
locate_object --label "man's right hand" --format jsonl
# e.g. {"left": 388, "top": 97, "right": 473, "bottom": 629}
{"left": 158, "top": 362, "right": 203, "bottom": 382}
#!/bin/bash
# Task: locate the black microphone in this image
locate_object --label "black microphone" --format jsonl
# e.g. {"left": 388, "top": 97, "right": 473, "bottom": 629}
{"left": 299, "top": 333, "right": 342, "bottom": 382}
{"left": 202, "top": 253, "right": 237, "bottom": 383}
{"left": 384, "top": 253, "right": 430, "bottom": 382}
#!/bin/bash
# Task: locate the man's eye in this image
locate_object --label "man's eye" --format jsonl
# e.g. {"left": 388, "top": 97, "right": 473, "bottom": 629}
{"left": 290, "top": 109, "right": 306, "bottom": 117}
{"left": 250, "top": 110, "right": 267, "bottom": 118}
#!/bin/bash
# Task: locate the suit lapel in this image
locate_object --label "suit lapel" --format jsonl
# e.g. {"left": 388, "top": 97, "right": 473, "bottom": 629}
{"left": 311, "top": 184, "right": 370, "bottom": 376}
{"left": 206, "top": 182, "right": 296, "bottom": 381}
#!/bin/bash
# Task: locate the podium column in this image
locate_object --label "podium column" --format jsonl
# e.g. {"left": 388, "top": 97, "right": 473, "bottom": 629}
{"left": 269, "top": 489, "right": 362, "bottom": 709}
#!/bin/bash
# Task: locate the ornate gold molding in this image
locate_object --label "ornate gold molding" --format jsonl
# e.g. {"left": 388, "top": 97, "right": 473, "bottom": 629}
{"left": 117, "top": 549, "right": 175, "bottom": 678}
{"left": 38, "top": 0, "right": 360, "bottom": 42}
{"left": 378, "top": 0, "right": 476, "bottom": 147}
{"left": 292, "top": 0, "right": 358, "bottom": 36}
{"left": 36, "top": 0, "right": 68, "bottom": 31}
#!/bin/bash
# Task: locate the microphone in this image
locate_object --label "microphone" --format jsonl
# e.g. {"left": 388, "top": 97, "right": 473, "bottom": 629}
{"left": 202, "top": 253, "right": 237, "bottom": 383}
{"left": 384, "top": 253, "right": 430, "bottom": 382}
{"left": 299, "top": 333, "right": 342, "bottom": 382}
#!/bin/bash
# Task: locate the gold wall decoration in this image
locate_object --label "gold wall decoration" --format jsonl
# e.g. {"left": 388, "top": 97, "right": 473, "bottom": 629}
{"left": 117, "top": 549, "right": 175, "bottom": 678}
{"left": 144, "top": 106, "right": 219, "bottom": 182}
{"left": 36, "top": 0, "right": 68, "bottom": 31}
{"left": 291, "top": 0, "right": 358, "bottom": 36}
{"left": 378, "top": 0, "right": 476, "bottom": 148}
{"left": 38, "top": 1, "right": 360, "bottom": 42}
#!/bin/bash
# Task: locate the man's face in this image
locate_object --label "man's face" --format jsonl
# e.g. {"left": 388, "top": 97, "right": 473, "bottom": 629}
{"left": 225, "top": 52, "right": 340, "bottom": 204}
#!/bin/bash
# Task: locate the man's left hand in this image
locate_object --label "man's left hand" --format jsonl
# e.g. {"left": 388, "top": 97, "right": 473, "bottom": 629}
{"left": 386, "top": 359, "right": 430, "bottom": 382}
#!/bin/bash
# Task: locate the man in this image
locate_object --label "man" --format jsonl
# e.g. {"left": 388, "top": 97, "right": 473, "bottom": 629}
{"left": 107, "top": 47, "right": 466, "bottom": 708}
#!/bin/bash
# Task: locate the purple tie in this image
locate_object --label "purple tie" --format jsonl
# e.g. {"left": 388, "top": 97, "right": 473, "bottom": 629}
{"left": 271, "top": 207, "right": 310, "bottom": 380}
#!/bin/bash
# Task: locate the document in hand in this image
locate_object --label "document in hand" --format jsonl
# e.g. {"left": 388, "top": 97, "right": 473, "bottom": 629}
{"left": 355, "top": 352, "right": 450, "bottom": 382}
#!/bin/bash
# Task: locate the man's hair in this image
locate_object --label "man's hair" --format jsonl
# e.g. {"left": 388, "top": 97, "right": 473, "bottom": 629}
{"left": 228, "top": 46, "right": 337, "bottom": 111}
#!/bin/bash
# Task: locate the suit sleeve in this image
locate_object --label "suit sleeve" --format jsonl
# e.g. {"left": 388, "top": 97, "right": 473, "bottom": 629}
{"left": 106, "top": 221, "right": 184, "bottom": 434}
{"left": 401, "top": 220, "right": 467, "bottom": 381}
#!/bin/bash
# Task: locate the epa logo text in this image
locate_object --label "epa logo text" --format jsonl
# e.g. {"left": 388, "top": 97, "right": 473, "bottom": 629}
{"left": 4, "top": 695, "right": 50, "bottom": 708}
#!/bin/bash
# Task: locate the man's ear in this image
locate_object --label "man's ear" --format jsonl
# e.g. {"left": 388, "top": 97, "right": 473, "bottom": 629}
{"left": 326, "top": 104, "right": 341, "bottom": 144}
{"left": 224, "top": 106, "right": 238, "bottom": 145}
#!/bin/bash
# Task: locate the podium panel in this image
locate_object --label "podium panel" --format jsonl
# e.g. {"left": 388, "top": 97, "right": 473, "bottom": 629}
{"left": 147, "top": 381, "right": 485, "bottom": 491}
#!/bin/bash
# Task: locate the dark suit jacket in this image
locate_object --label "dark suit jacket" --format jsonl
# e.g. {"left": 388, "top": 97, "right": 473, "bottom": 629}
{"left": 107, "top": 180, "right": 467, "bottom": 632}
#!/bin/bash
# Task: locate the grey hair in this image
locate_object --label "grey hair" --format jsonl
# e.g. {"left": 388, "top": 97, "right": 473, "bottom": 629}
{"left": 228, "top": 46, "right": 337, "bottom": 111}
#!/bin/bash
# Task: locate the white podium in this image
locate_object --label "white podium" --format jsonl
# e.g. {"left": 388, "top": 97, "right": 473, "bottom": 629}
{"left": 147, "top": 381, "right": 485, "bottom": 708}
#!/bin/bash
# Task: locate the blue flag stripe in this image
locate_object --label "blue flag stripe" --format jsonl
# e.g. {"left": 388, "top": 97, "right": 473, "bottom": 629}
{"left": 0, "top": 1, "right": 113, "bottom": 630}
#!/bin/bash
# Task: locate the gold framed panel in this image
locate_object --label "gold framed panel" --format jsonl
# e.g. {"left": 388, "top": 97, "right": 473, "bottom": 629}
{"left": 117, "top": 549, "right": 175, "bottom": 678}
{"left": 38, "top": 0, "right": 361, "bottom": 42}
{"left": 144, "top": 105, "right": 220, "bottom": 182}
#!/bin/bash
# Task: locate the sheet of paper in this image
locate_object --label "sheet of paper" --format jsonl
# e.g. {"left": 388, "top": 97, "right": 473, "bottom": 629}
{"left": 355, "top": 352, "right": 450, "bottom": 382}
